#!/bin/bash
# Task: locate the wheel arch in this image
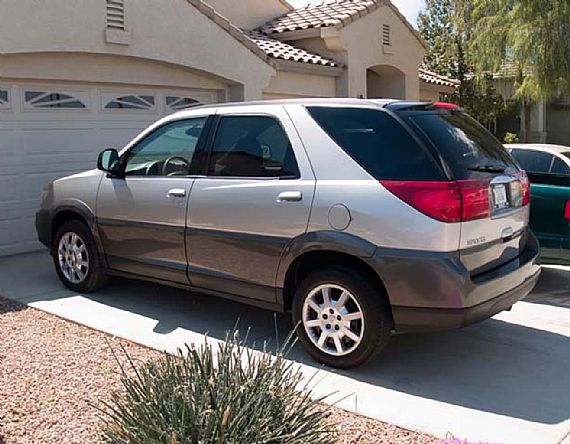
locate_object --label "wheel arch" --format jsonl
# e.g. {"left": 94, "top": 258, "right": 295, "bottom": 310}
{"left": 50, "top": 201, "right": 106, "bottom": 264}
{"left": 277, "top": 231, "right": 391, "bottom": 313}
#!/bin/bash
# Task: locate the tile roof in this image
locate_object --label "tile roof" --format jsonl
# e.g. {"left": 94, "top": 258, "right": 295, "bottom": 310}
{"left": 419, "top": 68, "right": 460, "bottom": 88}
{"left": 246, "top": 31, "right": 340, "bottom": 67}
{"left": 260, "top": 0, "right": 380, "bottom": 34}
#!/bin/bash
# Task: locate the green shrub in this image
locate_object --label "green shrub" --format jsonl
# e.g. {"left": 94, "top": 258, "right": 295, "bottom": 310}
{"left": 504, "top": 132, "right": 520, "bottom": 144}
{"left": 97, "top": 332, "right": 335, "bottom": 444}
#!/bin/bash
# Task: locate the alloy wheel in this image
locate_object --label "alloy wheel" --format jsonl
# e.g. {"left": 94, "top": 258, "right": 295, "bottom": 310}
{"left": 57, "top": 232, "right": 89, "bottom": 284}
{"left": 302, "top": 284, "right": 365, "bottom": 356}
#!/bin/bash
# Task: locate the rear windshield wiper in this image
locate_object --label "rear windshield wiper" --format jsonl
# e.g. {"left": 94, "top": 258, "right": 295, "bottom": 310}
{"left": 467, "top": 164, "right": 506, "bottom": 173}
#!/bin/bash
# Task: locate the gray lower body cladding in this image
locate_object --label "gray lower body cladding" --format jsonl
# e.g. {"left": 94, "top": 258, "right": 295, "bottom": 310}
{"left": 367, "top": 231, "right": 541, "bottom": 332}
{"left": 35, "top": 209, "right": 52, "bottom": 248}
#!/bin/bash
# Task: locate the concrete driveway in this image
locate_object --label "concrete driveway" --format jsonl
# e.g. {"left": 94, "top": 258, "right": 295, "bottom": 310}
{"left": 1, "top": 251, "right": 569, "bottom": 444}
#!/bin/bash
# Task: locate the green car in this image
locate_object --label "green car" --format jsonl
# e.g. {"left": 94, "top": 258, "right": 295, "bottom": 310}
{"left": 507, "top": 144, "right": 570, "bottom": 265}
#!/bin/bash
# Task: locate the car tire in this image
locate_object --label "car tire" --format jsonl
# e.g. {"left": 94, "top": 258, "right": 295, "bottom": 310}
{"left": 292, "top": 266, "right": 392, "bottom": 368}
{"left": 52, "top": 220, "right": 108, "bottom": 293}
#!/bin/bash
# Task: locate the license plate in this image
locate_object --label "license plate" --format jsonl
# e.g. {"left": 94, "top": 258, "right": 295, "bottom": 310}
{"left": 492, "top": 184, "right": 509, "bottom": 209}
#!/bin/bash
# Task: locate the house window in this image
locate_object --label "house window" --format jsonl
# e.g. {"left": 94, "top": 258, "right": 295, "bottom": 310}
{"left": 382, "top": 25, "right": 391, "bottom": 46}
{"left": 166, "top": 96, "right": 202, "bottom": 112}
{"left": 104, "top": 95, "right": 156, "bottom": 110}
{"left": 0, "top": 88, "right": 9, "bottom": 110}
{"left": 24, "top": 91, "right": 87, "bottom": 109}
{"left": 106, "top": 0, "right": 126, "bottom": 30}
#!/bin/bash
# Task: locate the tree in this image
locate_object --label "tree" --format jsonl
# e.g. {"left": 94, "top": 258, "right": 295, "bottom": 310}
{"left": 468, "top": 0, "right": 570, "bottom": 141}
{"left": 418, "top": 0, "right": 509, "bottom": 127}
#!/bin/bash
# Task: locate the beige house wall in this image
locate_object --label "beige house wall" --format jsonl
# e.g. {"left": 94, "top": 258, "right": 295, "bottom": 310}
{"left": 263, "top": 70, "right": 337, "bottom": 99}
{"left": 0, "top": 0, "right": 276, "bottom": 100}
{"left": 419, "top": 88, "right": 442, "bottom": 102}
{"left": 338, "top": 5, "right": 424, "bottom": 100}
{"left": 206, "top": 0, "right": 291, "bottom": 29}
{"left": 0, "top": 53, "right": 228, "bottom": 93}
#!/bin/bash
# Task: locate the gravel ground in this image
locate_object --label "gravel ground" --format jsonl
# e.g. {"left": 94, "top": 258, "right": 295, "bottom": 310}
{"left": 0, "top": 296, "right": 438, "bottom": 444}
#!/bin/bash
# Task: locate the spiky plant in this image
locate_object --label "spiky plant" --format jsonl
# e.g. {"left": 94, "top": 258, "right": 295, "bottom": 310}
{"left": 97, "top": 331, "right": 335, "bottom": 444}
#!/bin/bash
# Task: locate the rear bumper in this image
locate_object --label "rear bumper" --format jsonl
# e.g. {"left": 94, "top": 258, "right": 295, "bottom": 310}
{"left": 368, "top": 231, "right": 541, "bottom": 332}
{"left": 391, "top": 266, "right": 540, "bottom": 331}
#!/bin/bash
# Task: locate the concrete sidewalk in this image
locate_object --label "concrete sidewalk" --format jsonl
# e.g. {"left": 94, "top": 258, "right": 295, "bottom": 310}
{"left": 1, "top": 251, "right": 569, "bottom": 444}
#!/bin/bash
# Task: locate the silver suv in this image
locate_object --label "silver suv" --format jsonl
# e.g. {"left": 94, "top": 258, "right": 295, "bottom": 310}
{"left": 36, "top": 99, "right": 541, "bottom": 368}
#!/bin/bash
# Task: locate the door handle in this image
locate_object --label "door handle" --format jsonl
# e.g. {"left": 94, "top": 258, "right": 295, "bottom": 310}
{"left": 167, "top": 188, "right": 187, "bottom": 198}
{"left": 276, "top": 191, "right": 303, "bottom": 202}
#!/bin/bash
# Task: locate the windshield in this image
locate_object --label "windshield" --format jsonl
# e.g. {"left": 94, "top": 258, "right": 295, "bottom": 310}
{"left": 406, "top": 110, "right": 519, "bottom": 180}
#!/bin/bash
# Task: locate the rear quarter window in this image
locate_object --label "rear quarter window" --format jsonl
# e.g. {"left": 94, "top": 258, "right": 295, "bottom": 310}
{"left": 307, "top": 106, "right": 444, "bottom": 180}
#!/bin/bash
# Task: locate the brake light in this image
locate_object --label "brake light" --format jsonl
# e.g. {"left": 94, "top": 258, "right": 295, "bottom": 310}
{"left": 565, "top": 201, "right": 570, "bottom": 220}
{"left": 380, "top": 179, "right": 491, "bottom": 223}
{"left": 433, "top": 102, "right": 459, "bottom": 110}
{"left": 519, "top": 171, "right": 531, "bottom": 206}
{"left": 457, "top": 179, "right": 492, "bottom": 221}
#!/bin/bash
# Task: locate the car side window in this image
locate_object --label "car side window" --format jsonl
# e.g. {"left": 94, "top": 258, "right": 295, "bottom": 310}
{"left": 208, "top": 115, "right": 299, "bottom": 178}
{"left": 510, "top": 149, "right": 554, "bottom": 174}
{"left": 124, "top": 117, "right": 207, "bottom": 176}
{"left": 550, "top": 157, "right": 570, "bottom": 175}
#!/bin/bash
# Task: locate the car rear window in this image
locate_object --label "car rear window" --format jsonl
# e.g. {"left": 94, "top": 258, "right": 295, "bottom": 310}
{"left": 405, "top": 110, "right": 518, "bottom": 180}
{"left": 307, "top": 107, "right": 444, "bottom": 180}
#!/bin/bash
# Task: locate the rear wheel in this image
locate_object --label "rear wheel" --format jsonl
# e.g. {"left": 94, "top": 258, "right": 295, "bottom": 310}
{"left": 292, "top": 266, "right": 392, "bottom": 368}
{"left": 52, "top": 220, "right": 108, "bottom": 293}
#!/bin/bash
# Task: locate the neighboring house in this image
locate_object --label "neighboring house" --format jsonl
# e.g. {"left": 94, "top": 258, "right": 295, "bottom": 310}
{"left": 493, "top": 63, "right": 570, "bottom": 146}
{"left": 0, "top": 0, "right": 451, "bottom": 256}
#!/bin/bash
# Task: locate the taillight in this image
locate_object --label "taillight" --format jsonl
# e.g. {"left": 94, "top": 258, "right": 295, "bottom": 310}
{"left": 565, "top": 201, "right": 570, "bottom": 220}
{"left": 518, "top": 171, "right": 531, "bottom": 206}
{"left": 380, "top": 179, "right": 491, "bottom": 223}
{"left": 457, "top": 179, "right": 491, "bottom": 221}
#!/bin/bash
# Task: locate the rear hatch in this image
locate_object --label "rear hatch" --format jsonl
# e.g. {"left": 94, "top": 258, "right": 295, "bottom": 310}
{"left": 394, "top": 103, "right": 530, "bottom": 275}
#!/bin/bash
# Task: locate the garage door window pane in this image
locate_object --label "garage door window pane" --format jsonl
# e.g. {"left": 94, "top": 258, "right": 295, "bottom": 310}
{"left": 208, "top": 116, "right": 299, "bottom": 178}
{"left": 0, "top": 89, "right": 8, "bottom": 109}
{"left": 105, "top": 95, "right": 155, "bottom": 110}
{"left": 125, "top": 118, "right": 206, "bottom": 176}
{"left": 166, "top": 96, "right": 201, "bottom": 111}
{"left": 24, "top": 91, "right": 87, "bottom": 109}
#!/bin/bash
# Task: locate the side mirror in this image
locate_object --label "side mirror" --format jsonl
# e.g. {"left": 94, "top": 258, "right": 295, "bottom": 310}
{"left": 97, "top": 148, "right": 122, "bottom": 177}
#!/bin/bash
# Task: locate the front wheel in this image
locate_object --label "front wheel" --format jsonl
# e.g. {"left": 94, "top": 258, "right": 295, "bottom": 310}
{"left": 292, "top": 267, "right": 392, "bottom": 368}
{"left": 52, "top": 220, "right": 108, "bottom": 293}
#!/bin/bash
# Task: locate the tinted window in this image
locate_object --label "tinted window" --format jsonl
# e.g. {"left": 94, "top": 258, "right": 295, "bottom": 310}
{"left": 307, "top": 107, "right": 443, "bottom": 180}
{"left": 209, "top": 116, "right": 299, "bottom": 178}
{"left": 550, "top": 157, "right": 570, "bottom": 175}
{"left": 510, "top": 149, "right": 553, "bottom": 174}
{"left": 125, "top": 117, "right": 206, "bottom": 176}
{"left": 407, "top": 111, "right": 518, "bottom": 180}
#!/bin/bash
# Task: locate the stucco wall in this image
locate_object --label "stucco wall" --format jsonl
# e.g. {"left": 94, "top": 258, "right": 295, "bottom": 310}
{"left": 419, "top": 88, "right": 442, "bottom": 102}
{"left": 263, "top": 70, "right": 337, "bottom": 98}
{"left": 206, "top": 0, "right": 290, "bottom": 29}
{"left": 0, "top": 0, "right": 275, "bottom": 100}
{"left": 0, "top": 53, "right": 228, "bottom": 92}
{"left": 338, "top": 5, "right": 424, "bottom": 100}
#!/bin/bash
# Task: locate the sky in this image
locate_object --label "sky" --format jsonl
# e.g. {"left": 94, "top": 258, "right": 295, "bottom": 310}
{"left": 287, "top": 0, "right": 426, "bottom": 28}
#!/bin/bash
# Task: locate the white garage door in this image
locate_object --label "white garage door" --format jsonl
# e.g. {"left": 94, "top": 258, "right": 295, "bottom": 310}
{"left": 0, "top": 82, "right": 219, "bottom": 256}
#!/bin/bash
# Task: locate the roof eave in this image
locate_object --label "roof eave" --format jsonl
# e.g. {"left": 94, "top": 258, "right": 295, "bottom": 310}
{"left": 275, "top": 59, "right": 345, "bottom": 77}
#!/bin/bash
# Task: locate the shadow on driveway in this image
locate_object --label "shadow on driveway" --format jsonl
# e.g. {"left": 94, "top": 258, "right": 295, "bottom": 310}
{"left": 525, "top": 266, "right": 570, "bottom": 309}
{"left": 2, "top": 252, "right": 570, "bottom": 426}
